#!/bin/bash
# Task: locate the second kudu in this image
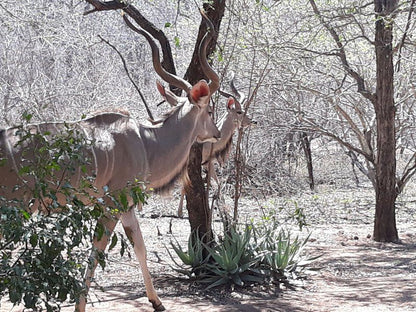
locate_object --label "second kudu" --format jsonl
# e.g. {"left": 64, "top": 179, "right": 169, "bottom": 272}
{"left": 0, "top": 12, "right": 220, "bottom": 312}
{"left": 157, "top": 77, "right": 254, "bottom": 218}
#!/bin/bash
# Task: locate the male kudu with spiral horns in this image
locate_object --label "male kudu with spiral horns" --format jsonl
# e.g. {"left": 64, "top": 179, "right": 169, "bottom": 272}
{"left": 0, "top": 10, "right": 220, "bottom": 312}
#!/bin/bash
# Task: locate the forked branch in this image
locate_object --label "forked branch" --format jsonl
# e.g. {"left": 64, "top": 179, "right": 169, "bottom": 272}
{"left": 396, "top": 152, "right": 416, "bottom": 194}
{"left": 299, "top": 114, "right": 374, "bottom": 162}
{"left": 83, "top": 0, "right": 123, "bottom": 15}
{"left": 308, "top": 0, "right": 376, "bottom": 104}
{"left": 84, "top": 0, "right": 179, "bottom": 94}
{"left": 334, "top": 104, "right": 372, "bottom": 157}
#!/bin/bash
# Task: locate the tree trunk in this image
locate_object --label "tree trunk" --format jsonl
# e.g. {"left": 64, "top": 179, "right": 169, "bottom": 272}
{"left": 373, "top": 0, "right": 398, "bottom": 242}
{"left": 184, "top": 1, "right": 226, "bottom": 243}
{"left": 184, "top": 144, "right": 212, "bottom": 241}
{"left": 300, "top": 132, "right": 314, "bottom": 190}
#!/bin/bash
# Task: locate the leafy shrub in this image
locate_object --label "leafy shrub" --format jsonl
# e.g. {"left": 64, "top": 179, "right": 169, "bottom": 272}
{"left": 0, "top": 116, "right": 147, "bottom": 311}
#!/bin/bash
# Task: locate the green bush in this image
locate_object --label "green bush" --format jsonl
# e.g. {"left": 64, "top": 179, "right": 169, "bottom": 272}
{"left": 0, "top": 116, "right": 147, "bottom": 311}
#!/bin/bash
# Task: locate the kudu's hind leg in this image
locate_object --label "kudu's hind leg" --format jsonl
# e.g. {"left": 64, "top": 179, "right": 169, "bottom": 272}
{"left": 75, "top": 216, "right": 118, "bottom": 312}
{"left": 121, "top": 208, "right": 165, "bottom": 311}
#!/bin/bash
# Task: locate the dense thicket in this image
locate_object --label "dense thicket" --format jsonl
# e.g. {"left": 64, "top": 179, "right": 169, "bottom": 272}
{"left": 1, "top": 1, "right": 416, "bottom": 240}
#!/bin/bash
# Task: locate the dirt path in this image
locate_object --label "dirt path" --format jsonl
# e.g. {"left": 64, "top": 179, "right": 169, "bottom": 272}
{"left": 2, "top": 186, "right": 416, "bottom": 312}
{"left": 58, "top": 226, "right": 415, "bottom": 312}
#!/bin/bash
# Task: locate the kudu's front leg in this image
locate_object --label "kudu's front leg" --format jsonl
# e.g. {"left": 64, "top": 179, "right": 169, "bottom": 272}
{"left": 75, "top": 216, "right": 118, "bottom": 312}
{"left": 121, "top": 208, "right": 165, "bottom": 311}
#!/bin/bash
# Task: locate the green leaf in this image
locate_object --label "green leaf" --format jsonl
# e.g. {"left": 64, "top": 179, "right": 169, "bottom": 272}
{"left": 205, "top": 276, "right": 229, "bottom": 289}
{"left": 232, "top": 274, "right": 244, "bottom": 286}
{"left": 30, "top": 234, "right": 38, "bottom": 247}
{"left": 95, "top": 223, "right": 105, "bottom": 241}
{"left": 23, "top": 293, "right": 37, "bottom": 308}
{"left": 118, "top": 190, "right": 129, "bottom": 210}
{"left": 9, "top": 289, "right": 22, "bottom": 304}
{"left": 18, "top": 166, "right": 31, "bottom": 175}
{"left": 174, "top": 36, "right": 180, "bottom": 48}
{"left": 0, "top": 158, "right": 7, "bottom": 167}
{"left": 109, "top": 233, "right": 118, "bottom": 251}
{"left": 20, "top": 210, "right": 31, "bottom": 220}
{"left": 22, "top": 111, "right": 33, "bottom": 122}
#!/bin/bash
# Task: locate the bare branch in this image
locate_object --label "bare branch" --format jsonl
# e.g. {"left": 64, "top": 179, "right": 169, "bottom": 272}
{"left": 308, "top": 0, "right": 376, "bottom": 104}
{"left": 299, "top": 114, "right": 374, "bottom": 162}
{"left": 396, "top": 152, "right": 416, "bottom": 194}
{"left": 98, "top": 35, "right": 154, "bottom": 121}
{"left": 395, "top": 0, "right": 416, "bottom": 72}
{"left": 84, "top": 0, "right": 179, "bottom": 94}
{"left": 346, "top": 150, "right": 373, "bottom": 183}
{"left": 83, "top": 0, "right": 124, "bottom": 15}
{"left": 334, "top": 103, "right": 373, "bottom": 157}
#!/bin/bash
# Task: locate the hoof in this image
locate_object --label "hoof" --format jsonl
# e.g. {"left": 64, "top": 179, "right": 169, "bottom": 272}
{"left": 152, "top": 302, "right": 166, "bottom": 311}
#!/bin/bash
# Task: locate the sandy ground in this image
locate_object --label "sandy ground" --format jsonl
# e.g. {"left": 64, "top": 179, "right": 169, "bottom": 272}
{"left": 1, "top": 184, "right": 416, "bottom": 312}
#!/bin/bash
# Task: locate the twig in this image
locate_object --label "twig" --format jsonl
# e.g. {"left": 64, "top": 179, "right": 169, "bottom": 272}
{"left": 395, "top": 0, "right": 416, "bottom": 72}
{"left": 98, "top": 35, "right": 154, "bottom": 120}
{"left": 83, "top": 0, "right": 125, "bottom": 15}
{"left": 233, "top": 59, "right": 270, "bottom": 222}
{"left": 308, "top": 0, "right": 376, "bottom": 104}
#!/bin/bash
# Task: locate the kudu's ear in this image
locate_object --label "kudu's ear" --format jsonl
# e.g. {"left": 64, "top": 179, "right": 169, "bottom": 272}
{"left": 227, "top": 97, "right": 235, "bottom": 110}
{"left": 190, "top": 80, "right": 210, "bottom": 106}
{"left": 156, "top": 81, "right": 165, "bottom": 96}
{"left": 156, "top": 81, "right": 179, "bottom": 107}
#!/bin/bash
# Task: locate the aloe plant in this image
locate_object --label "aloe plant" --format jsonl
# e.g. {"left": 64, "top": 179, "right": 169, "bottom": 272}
{"left": 200, "top": 225, "right": 265, "bottom": 289}
{"left": 169, "top": 217, "right": 317, "bottom": 289}
{"left": 251, "top": 220, "right": 317, "bottom": 277}
{"left": 169, "top": 231, "right": 210, "bottom": 277}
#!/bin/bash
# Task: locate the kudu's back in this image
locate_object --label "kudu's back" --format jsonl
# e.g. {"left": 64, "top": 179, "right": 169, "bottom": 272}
{"left": 0, "top": 113, "right": 147, "bottom": 209}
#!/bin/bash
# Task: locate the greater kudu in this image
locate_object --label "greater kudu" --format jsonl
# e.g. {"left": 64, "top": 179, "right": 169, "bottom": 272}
{"left": 158, "top": 78, "right": 254, "bottom": 218}
{"left": 0, "top": 12, "right": 220, "bottom": 312}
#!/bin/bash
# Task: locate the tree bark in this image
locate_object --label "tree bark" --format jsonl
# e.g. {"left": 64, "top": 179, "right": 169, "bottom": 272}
{"left": 373, "top": 0, "right": 398, "bottom": 242}
{"left": 184, "top": 144, "right": 212, "bottom": 241}
{"left": 184, "top": 1, "right": 226, "bottom": 243}
{"left": 184, "top": 2, "right": 225, "bottom": 84}
{"left": 300, "top": 132, "right": 314, "bottom": 190}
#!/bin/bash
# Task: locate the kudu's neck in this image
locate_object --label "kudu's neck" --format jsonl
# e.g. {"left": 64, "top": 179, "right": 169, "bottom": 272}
{"left": 140, "top": 103, "right": 199, "bottom": 190}
{"left": 212, "top": 113, "right": 237, "bottom": 151}
{"left": 201, "top": 112, "right": 237, "bottom": 164}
